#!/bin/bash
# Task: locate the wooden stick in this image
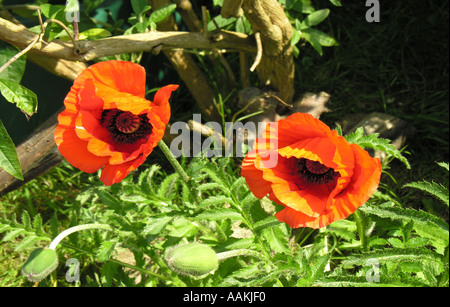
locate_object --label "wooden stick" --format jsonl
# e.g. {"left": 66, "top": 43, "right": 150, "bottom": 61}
{"left": 0, "top": 17, "right": 256, "bottom": 62}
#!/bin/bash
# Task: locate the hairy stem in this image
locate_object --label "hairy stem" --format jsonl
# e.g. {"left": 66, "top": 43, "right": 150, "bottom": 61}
{"left": 158, "top": 140, "right": 190, "bottom": 183}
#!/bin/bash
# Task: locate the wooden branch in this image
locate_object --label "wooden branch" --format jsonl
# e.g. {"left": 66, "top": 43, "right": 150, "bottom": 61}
{"left": 0, "top": 109, "right": 63, "bottom": 196}
{"left": 149, "top": 0, "right": 221, "bottom": 122}
{"left": 242, "top": 0, "right": 295, "bottom": 103}
{"left": 0, "top": 17, "right": 255, "bottom": 62}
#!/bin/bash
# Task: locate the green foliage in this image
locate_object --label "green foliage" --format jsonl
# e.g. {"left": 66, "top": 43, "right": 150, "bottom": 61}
{"left": 285, "top": 0, "right": 339, "bottom": 56}
{"left": 345, "top": 127, "right": 411, "bottom": 169}
{"left": 0, "top": 78, "right": 38, "bottom": 118}
{"left": 0, "top": 119, "right": 23, "bottom": 180}
{"left": 0, "top": 0, "right": 448, "bottom": 289}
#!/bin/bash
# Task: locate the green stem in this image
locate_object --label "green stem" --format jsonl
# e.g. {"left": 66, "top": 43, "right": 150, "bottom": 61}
{"left": 158, "top": 140, "right": 190, "bottom": 183}
{"left": 49, "top": 224, "right": 112, "bottom": 250}
{"left": 60, "top": 242, "right": 171, "bottom": 281}
{"left": 216, "top": 249, "right": 268, "bottom": 262}
{"left": 353, "top": 210, "right": 370, "bottom": 252}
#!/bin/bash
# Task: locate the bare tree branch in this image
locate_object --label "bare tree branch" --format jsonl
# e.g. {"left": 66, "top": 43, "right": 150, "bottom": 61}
{"left": 0, "top": 17, "right": 255, "bottom": 62}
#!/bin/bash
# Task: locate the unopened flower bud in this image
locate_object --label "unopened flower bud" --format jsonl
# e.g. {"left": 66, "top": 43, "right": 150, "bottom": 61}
{"left": 22, "top": 248, "right": 58, "bottom": 282}
{"left": 165, "top": 243, "right": 218, "bottom": 277}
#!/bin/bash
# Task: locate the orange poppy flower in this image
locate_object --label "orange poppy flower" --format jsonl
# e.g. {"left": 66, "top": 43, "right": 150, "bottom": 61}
{"left": 241, "top": 113, "right": 381, "bottom": 229}
{"left": 54, "top": 60, "right": 178, "bottom": 186}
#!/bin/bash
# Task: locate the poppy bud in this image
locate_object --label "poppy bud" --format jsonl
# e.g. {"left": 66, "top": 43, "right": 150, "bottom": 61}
{"left": 165, "top": 243, "right": 218, "bottom": 277}
{"left": 22, "top": 248, "right": 58, "bottom": 282}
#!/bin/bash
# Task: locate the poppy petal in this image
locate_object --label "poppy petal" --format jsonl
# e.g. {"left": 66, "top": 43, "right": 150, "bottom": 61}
{"left": 54, "top": 125, "right": 108, "bottom": 173}
{"left": 86, "top": 60, "right": 146, "bottom": 97}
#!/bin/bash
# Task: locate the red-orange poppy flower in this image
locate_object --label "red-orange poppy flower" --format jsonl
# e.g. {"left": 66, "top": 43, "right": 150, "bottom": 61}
{"left": 54, "top": 60, "right": 178, "bottom": 186}
{"left": 241, "top": 113, "right": 381, "bottom": 229}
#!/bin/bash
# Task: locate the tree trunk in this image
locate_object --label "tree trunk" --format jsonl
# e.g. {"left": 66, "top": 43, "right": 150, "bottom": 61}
{"left": 241, "top": 0, "right": 295, "bottom": 104}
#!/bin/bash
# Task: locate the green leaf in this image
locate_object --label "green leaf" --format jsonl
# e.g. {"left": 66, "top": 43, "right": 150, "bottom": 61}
{"left": 261, "top": 224, "right": 290, "bottom": 254}
{"left": 300, "top": 9, "right": 330, "bottom": 29}
{"left": 328, "top": 0, "right": 342, "bottom": 6}
{"left": 40, "top": 4, "right": 65, "bottom": 19}
{"left": 195, "top": 209, "right": 243, "bottom": 221}
{"left": 0, "top": 41, "right": 26, "bottom": 83}
{"left": 300, "top": 29, "right": 322, "bottom": 55}
{"left": 404, "top": 180, "right": 449, "bottom": 206}
{"left": 0, "top": 119, "right": 23, "bottom": 180}
{"left": 32, "top": 214, "right": 45, "bottom": 236}
{"left": 437, "top": 161, "right": 449, "bottom": 172}
{"left": 342, "top": 248, "right": 443, "bottom": 269}
{"left": 142, "top": 216, "right": 174, "bottom": 235}
{"left": 131, "top": 0, "right": 151, "bottom": 16}
{"left": 21, "top": 211, "right": 32, "bottom": 232}
{"left": 301, "top": 28, "right": 339, "bottom": 47}
{"left": 96, "top": 241, "right": 116, "bottom": 262}
{"left": 77, "top": 28, "right": 112, "bottom": 40}
{"left": 168, "top": 217, "right": 198, "bottom": 238}
{"left": 149, "top": 3, "right": 177, "bottom": 24}
{"left": 199, "top": 196, "right": 234, "bottom": 208}
{"left": 0, "top": 78, "right": 38, "bottom": 117}
{"left": 345, "top": 127, "right": 410, "bottom": 169}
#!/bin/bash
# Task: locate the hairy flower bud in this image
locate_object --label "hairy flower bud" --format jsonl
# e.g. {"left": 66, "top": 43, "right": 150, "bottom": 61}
{"left": 165, "top": 243, "right": 218, "bottom": 277}
{"left": 22, "top": 248, "right": 58, "bottom": 282}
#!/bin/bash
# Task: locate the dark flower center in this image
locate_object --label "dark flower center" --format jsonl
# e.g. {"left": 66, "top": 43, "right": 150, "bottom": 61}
{"left": 115, "top": 112, "right": 141, "bottom": 134}
{"left": 294, "top": 158, "right": 339, "bottom": 185}
{"left": 100, "top": 109, "right": 153, "bottom": 144}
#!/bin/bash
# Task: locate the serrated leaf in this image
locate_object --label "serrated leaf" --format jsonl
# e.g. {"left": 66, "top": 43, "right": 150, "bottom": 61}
{"left": 2, "top": 228, "right": 25, "bottom": 242}
{"left": 21, "top": 211, "right": 32, "bottom": 231}
{"left": 361, "top": 202, "right": 448, "bottom": 233}
{"left": 342, "top": 248, "right": 442, "bottom": 268}
{"left": 195, "top": 209, "right": 243, "bottom": 221}
{"left": 97, "top": 241, "right": 116, "bottom": 262}
{"left": 261, "top": 224, "right": 290, "bottom": 254}
{"left": 96, "top": 189, "right": 121, "bottom": 209}
{"left": 254, "top": 216, "right": 280, "bottom": 234}
{"left": 142, "top": 216, "right": 173, "bottom": 235}
{"left": 0, "top": 119, "right": 24, "bottom": 180}
{"left": 345, "top": 127, "right": 410, "bottom": 169}
{"left": 14, "top": 235, "right": 39, "bottom": 251}
{"left": 437, "top": 162, "right": 449, "bottom": 172}
{"left": 157, "top": 173, "right": 179, "bottom": 198}
{"left": 0, "top": 78, "right": 38, "bottom": 117}
{"left": 32, "top": 214, "right": 45, "bottom": 236}
{"left": 199, "top": 196, "right": 234, "bottom": 208}
{"left": 404, "top": 180, "right": 449, "bottom": 206}
{"left": 168, "top": 218, "right": 198, "bottom": 238}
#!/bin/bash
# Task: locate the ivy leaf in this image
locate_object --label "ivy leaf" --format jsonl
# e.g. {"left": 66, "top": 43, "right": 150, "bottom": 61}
{"left": 0, "top": 78, "right": 38, "bottom": 118}
{"left": 0, "top": 119, "right": 23, "bottom": 180}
